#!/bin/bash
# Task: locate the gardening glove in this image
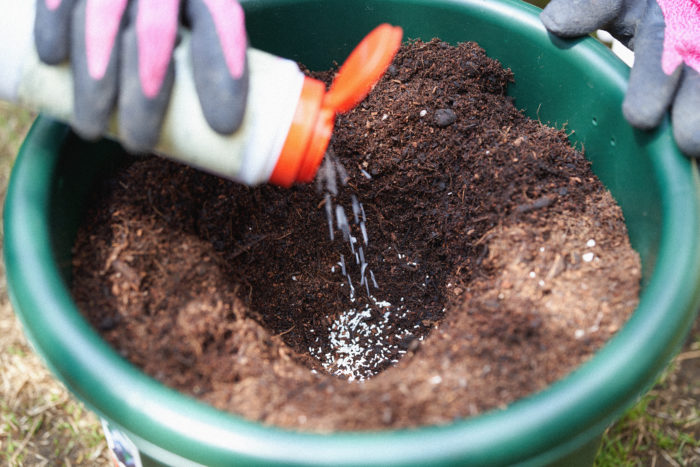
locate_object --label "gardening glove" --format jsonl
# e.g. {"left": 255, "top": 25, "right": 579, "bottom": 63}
{"left": 540, "top": 0, "right": 700, "bottom": 157}
{"left": 33, "top": 0, "right": 249, "bottom": 152}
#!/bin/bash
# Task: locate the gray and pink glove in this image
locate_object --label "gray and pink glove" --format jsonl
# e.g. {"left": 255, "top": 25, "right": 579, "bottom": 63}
{"left": 34, "top": 0, "right": 248, "bottom": 151}
{"left": 541, "top": 0, "right": 700, "bottom": 157}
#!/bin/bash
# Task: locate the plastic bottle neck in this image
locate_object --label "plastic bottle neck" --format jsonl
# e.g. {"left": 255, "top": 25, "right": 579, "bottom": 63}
{"left": 269, "top": 77, "right": 332, "bottom": 187}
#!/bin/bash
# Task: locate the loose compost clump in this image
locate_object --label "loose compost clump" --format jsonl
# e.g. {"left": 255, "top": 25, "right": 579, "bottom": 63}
{"left": 71, "top": 39, "right": 641, "bottom": 431}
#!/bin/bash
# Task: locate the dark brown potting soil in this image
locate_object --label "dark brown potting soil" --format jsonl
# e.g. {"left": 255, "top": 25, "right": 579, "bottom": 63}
{"left": 71, "top": 39, "right": 641, "bottom": 431}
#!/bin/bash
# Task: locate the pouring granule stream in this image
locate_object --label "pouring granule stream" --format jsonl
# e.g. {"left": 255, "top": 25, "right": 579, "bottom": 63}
{"left": 314, "top": 153, "right": 417, "bottom": 381}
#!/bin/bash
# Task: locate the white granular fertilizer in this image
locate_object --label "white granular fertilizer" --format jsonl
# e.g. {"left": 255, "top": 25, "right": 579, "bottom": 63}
{"left": 309, "top": 296, "right": 422, "bottom": 381}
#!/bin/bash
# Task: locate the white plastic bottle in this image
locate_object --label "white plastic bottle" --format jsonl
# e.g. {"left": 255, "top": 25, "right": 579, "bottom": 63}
{"left": 0, "top": 2, "right": 401, "bottom": 186}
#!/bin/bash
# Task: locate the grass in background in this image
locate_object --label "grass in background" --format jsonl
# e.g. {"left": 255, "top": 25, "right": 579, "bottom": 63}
{"left": 0, "top": 102, "right": 110, "bottom": 466}
{"left": 596, "top": 323, "right": 700, "bottom": 466}
{"left": 0, "top": 102, "right": 33, "bottom": 174}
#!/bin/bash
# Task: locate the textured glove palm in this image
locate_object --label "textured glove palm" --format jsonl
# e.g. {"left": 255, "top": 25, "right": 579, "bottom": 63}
{"left": 541, "top": 0, "right": 700, "bottom": 157}
{"left": 34, "top": 0, "right": 248, "bottom": 152}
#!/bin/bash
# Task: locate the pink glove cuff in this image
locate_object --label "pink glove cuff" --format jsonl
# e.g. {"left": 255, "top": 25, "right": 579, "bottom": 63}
{"left": 202, "top": 0, "right": 246, "bottom": 79}
{"left": 44, "top": 0, "right": 62, "bottom": 10}
{"left": 85, "top": 0, "right": 128, "bottom": 80}
{"left": 658, "top": 0, "right": 700, "bottom": 75}
{"left": 82, "top": 0, "right": 244, "bottom": 97}
{"left": 136, "top": 0, "right": 179, "bottom": 98}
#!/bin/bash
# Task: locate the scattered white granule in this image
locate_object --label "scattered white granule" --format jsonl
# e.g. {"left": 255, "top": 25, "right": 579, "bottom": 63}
{"left": 429, "top": 375, "right": 443, "bottom": 385}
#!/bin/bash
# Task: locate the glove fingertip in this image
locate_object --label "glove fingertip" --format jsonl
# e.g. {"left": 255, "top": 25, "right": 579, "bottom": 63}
{"left": 622, "top": 100, "right": 664, "bottom": 131}
{"left": 34, "top": 1, "right": 73, "bottom": 64}
{"left": 539, "top": 6, "right": 597, "bottom": 37}
{"left": 673, "top": 122, "right": 700, "bottom": 158}
{"left": 203, "top": 74, "right": 248, "bottom": 135}
{"left": 69, "top": 117, "right": 105, "bottom": 141}
{"left": 117, "top": 64, "right": 176, "bottom": 152}
{"left": 622, "top": 67, "right": 680, "bottom": 132}
{"left": 207, "top": 108, "right": 246, "bottom": 135}
{"left": 539, "top": 11, "right": 570, "bottom": 37}
{"left": 194, "top": 49, "right": 249, "bottom": 135}
{"left": 35, "top": 33, "right": 68, "bottom": 64}
{"left": 118, "top": 98, "right": 170, "bottom": 153}
{"left": 671, "top": 68, "right": 700, "bottom": 158}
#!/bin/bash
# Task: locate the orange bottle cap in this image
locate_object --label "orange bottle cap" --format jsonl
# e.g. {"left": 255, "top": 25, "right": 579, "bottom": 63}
{"left": 269, "top": 78, "right": 325, "bottom": 187}
{"left": 325, "top": 23, "right": 404, "bottom": 114}
{"left": 271, "top": 23, "right": 403, "bottom": 186}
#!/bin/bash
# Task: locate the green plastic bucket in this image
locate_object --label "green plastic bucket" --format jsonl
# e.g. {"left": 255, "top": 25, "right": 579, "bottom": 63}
{"left": 5, "top": 0, "right": 700, "bottom": 465}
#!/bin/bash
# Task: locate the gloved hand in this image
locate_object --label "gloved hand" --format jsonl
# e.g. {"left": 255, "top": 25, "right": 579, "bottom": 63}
{"left": 540, "top": 0, "right": 700, "bottom": 157}
{"left": 33, "top": 0, "right": 248, "bottom": 152}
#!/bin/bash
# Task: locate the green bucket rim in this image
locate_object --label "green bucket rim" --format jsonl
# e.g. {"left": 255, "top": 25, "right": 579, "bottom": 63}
{"left": 5, "top": 0, "right": 700, "bottom": 465}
